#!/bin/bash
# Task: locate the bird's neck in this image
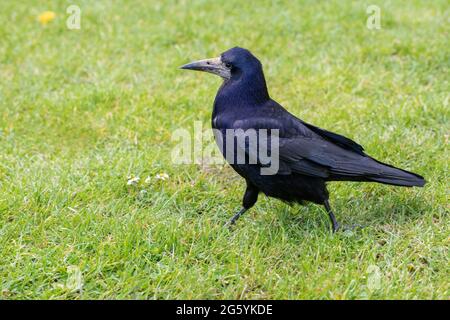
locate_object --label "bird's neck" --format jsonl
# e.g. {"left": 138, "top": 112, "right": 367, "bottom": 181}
{"left": 214, "top": 70, "right": 270, "bottom": 114}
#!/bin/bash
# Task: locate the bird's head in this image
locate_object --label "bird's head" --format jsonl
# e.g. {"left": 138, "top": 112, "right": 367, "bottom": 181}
{"left": 180, "top": 47, "right": 262, "bottom": 81}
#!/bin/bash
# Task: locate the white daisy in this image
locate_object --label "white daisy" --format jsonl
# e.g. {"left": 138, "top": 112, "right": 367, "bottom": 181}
{"left": 127, "top": 176, "right": 140, "bottom": 186}
{"left": 155, "top": 173, "right": 169, "bottom": 181}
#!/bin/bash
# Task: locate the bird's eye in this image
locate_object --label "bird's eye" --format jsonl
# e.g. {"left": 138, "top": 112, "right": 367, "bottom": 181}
{"left": 225, "top": 62, "right": 232, "bottom": 69}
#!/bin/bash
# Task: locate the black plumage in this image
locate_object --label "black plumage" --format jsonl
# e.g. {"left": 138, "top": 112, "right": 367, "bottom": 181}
{"left": 181, "top": 47, "right": 425, "bottom": 231}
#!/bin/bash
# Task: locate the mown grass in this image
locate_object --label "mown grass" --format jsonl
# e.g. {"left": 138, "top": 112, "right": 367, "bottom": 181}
{"left": 0, "top": 0, "right": 448, "bottom": 299}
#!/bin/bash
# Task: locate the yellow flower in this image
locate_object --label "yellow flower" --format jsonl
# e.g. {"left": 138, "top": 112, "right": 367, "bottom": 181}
{"left": 38, "top": 11, "right": 56, "bottom": 25}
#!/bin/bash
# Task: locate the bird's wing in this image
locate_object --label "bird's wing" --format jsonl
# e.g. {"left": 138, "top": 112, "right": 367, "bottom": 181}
{"left": 232, "top": 117, "right": 331, "bottom": 177}
{"left": 277, "top": 136, "right": 376, "bottom": 177}
{"left": 230, "top": 101, "right": 424, "bottom": 186}
{"left": 231, "top": 116, "right": 378, "bottom": 179}
{"left": 299, "top": 121, "right": 365, "bottom": 155}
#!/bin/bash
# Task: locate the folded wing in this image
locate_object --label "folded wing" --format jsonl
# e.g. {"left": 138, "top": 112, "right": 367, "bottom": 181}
{"left": 233, "top": 114, "right": 425, "bottom": 187}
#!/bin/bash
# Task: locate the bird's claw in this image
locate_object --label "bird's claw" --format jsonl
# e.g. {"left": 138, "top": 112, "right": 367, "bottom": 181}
{"left": 224, "top": 219, "right": 236, "bottom": 229}
{"left": 335, "top": 223, "right": 364, "bottom": 233}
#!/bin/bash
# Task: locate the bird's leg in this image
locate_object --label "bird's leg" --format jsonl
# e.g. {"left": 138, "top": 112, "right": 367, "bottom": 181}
{"left": 324, "top": 200, "right": 365, "bottom": 232}
{"left": 226, "top": 181, "right": 259, "bottom": 227}
{"left": 324, "top": 200, "right": 340, "bottom": 232}
{"left": 227, "top": 207, "right": 247, "bottom": 226}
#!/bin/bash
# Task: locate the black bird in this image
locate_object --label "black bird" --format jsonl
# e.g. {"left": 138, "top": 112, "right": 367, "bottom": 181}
{"left": 181, "top": 47, "right": 425, "bottom": 232}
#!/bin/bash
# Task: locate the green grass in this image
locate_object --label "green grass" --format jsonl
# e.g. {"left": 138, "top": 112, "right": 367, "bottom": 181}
{"left": 0, "top": 0, "right": 448, "bottom": 299}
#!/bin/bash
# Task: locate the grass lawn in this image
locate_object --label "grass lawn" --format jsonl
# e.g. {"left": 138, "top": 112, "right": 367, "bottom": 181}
{"left": 0, "top": 0, "right": 448, "bottom": 299}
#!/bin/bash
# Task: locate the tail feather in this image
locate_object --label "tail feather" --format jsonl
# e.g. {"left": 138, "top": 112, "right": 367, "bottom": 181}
{"left": 329, "top": 156, "right": 426, "bottom": 187}
{"left": 367, "top": 158, "right": 426, "bottom": 187}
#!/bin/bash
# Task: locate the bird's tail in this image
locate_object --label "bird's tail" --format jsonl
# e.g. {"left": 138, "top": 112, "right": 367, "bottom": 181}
{"left": 366, "top": 158, "right": 426, "bottom": 187}
{"left": 330, "top": 156, "right": 426, "bottom": 187}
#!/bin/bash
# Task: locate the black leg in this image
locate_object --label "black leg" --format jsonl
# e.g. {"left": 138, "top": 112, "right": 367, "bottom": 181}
{"left": 226, "top": 181, "right": 259, "bottom": 227}
{"left": 227, "top": 207, "right": 247, "bottom": 225}
{"left": 323, "top": 200, "right": 365, "bottom": 232}
{"left": 324, "top": 199, "right": 340, "bottom": 232}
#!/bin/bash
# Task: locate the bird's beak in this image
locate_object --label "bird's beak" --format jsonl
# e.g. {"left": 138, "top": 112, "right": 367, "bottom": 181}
{"left": 180, "top": 57, "right": 231, "bottom": 80}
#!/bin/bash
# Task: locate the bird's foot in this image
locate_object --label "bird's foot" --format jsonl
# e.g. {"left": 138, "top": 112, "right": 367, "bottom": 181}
{"left": 334, "top": 223, "right": 364, "bottom": 233}
{"left": 224, "top": 208, "right": 247, "bottom": 228}
{"left": 224, "top": 220, "right": 235, "bottom": 229}
{"left": 224, "top": 217, "right": 236, "bottom": 229}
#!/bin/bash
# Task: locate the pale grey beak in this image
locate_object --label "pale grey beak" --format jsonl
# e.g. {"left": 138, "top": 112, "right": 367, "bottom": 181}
{"left": 180, "top": 57, "right": 231, "bottom": 80}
